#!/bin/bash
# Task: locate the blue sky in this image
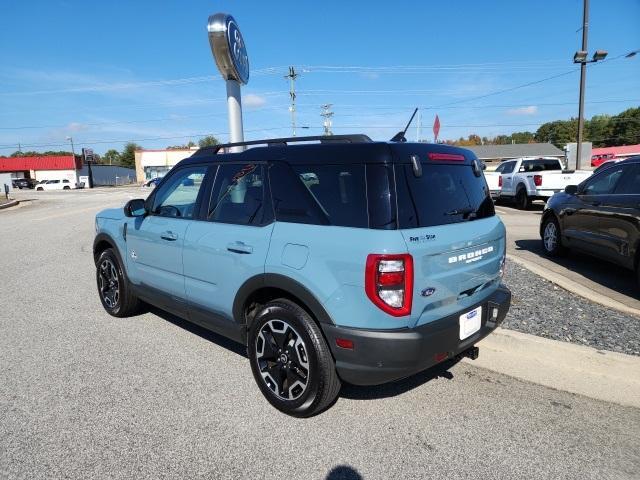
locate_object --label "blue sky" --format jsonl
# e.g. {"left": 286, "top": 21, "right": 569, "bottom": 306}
{"left": 0, "top": 0, "right": 638, "bottom": 154}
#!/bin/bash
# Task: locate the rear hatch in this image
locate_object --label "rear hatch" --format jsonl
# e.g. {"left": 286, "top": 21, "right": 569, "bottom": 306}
{"left": 393, "top": 148, "right": 505, "bottom": 327}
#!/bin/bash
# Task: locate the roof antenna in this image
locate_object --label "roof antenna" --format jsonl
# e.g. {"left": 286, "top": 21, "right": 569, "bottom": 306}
{"left": 390, "top": 108, "right": 418, "bottom": 142}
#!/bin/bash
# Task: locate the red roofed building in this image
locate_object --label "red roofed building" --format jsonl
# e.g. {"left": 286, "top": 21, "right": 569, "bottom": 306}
{"left": 591, "top": 144, "right": 640, "bottom": 167}
{"left": 0, "top": 155, "right": 83, "bottom": 184}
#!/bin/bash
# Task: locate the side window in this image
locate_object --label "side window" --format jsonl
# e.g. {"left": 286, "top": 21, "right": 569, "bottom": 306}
{"left": 292, "top": 164, "right": 368, "bottom": 228}
{"left": 582, "top": 166, "right": 624, "bottom": 195}
{"left": 501, "top": 162, "right": 515, "bottom": 174}
{"left": 208, "top": 163, "right": 266, "bottom": 226}
{"left": 152, "top": 166, "right": 207, "bottom": 219}
{"left": 269, "top": 162, "right": 329, "bottom": 226}
{"left": 613, "top": 165, "right": 640, "bottom": 195}
{"left": 63, "top": 179, "right": 70, "bottom": 183}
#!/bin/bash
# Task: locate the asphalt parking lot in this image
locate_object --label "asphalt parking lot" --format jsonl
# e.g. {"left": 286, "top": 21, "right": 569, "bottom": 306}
{"left": 1, "top": 189, "right": 639, "bottom": 480}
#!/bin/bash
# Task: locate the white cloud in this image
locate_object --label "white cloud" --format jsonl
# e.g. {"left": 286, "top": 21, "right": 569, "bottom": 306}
{"left": 507, "top": 105, "right": 538, "bottom": 116}
{"left": 243, "top": 93, "right": 267, "bottom": 108}
{"left": 360, "top": 72, "right": 380, "bottom": 80}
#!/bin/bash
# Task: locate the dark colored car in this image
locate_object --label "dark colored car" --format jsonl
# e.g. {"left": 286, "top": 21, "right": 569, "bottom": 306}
{"left": 12, "top": 178, "right": 38, "bottom": 189}
{"left": 540, "top": 156, "right": 640, "bottom": 283}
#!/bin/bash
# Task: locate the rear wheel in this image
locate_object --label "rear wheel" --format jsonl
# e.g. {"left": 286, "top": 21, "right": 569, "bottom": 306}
{"left": 36, "top": 187, "right": 43, "bottom": 191}
{"left": 515, "top": 186, "right": 530, "bottom": 210}
{"left": 541, "top": 215, "right": 566, "bottom": 256}
{"left": 63, "top": 186, "right": 70, "bottom": 190}
{"left": 248, "top": 299, "right": 341, "bottom": 417}
{"left": 96, "top": 248, "right": 143, "bottom": 317}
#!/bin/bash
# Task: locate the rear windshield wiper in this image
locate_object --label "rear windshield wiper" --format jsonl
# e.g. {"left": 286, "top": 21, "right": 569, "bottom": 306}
{"left": 445, "top": 207, "right": 477, "bottom": 219}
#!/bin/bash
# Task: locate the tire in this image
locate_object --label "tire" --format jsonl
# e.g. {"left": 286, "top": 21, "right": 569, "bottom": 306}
{"left": 515, "top": 186, "right": 530, "bottom": 210}
{"left": 36, "top": 187, "right": 43, "bottom": 191}
{"left": 96, "top": 248, "right": 143, "bottom": 317}
{"left": 541, "top": 215, "right": 566, "bottom": 257}
{"left": 248, "top": 298, "right": 341, "bottom": 417}
{"left": 63, "top": 186, "right": 70, "bottom": 190}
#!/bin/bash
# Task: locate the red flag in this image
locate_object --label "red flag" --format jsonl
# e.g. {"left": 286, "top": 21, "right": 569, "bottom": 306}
{"left": 433, "top": 114, "right": 440, "bottom": 143}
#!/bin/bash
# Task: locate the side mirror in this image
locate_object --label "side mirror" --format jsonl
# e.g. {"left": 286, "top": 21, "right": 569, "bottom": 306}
{"left": 124, "top": 198, "right": 147, "bottom": 217}
{"left": 564, "top": 185, "right": 578, "bottom": 195}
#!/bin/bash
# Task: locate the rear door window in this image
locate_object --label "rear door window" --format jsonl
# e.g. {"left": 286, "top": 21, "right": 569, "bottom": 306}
{"left": 396, "top": 163, "right": 494, "bottom": 228}
{"left": 289, "top": 164, "right": 368, "bottom": 228}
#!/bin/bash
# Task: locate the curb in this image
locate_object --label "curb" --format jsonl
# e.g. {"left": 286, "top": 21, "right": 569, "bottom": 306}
{"left": 0, "top": 200, "right": 18, "bottom": 210}
{"left": 466, "top": 327, "right": 640, "bottom": 408}
{"left": 507, "top": 253, "right": 640, "bottom": 317}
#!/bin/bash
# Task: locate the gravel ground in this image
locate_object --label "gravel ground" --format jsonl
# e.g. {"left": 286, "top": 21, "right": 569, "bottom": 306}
{"left": 503, "top": 259, "right": 640, "bottom": 356}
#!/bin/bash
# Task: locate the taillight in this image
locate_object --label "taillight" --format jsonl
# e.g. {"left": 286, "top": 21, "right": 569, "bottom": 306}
{"left": 498, "top": 176, "right": 503, "bottom": 187}
{"left": 365, "top": 254, "right": 413, "bottom": 317}
{"left": 534, "top": 174, "right": 542, "bottom": 186}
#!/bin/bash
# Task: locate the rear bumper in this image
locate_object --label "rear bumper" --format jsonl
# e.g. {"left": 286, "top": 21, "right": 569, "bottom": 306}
{"left": 490, "top": 190, "right": 501, "bottom": 199}
{"left": 322, "top": 285, "right": 511, "bottom": 386}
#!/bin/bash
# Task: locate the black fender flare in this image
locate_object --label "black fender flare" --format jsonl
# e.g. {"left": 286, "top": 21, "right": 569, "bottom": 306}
{"left": 93, "top": 232, "right": 125, "bottom": 267}
{"left": 232, "top": 273, "right": 335, "bottom": 327}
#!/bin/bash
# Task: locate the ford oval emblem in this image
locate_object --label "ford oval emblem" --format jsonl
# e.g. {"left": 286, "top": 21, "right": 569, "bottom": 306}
{"left": 421, "top": 287, "right": 436, "bottom": 297}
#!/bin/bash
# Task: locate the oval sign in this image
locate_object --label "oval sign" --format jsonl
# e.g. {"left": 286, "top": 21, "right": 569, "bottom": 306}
{"left": 226, "top": 17, "right": 249, "bottom": 85}
{"left": 208, "top": 13, "right": 250, "bottom": 85}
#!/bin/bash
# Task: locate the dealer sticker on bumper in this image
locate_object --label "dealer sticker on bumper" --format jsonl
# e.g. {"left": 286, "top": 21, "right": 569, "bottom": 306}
{"left": 459, "top": 306, "right": 482, "bottom": 340}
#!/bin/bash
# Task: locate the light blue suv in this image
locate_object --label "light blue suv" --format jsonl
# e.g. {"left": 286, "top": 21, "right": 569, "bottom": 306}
{"left": 94, "top": 135, "right": 511, "bottom": 417}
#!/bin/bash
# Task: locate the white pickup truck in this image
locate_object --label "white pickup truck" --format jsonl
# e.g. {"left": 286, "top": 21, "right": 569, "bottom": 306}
{"left": 488, "top": 157, "right": 592, "bottom": 209}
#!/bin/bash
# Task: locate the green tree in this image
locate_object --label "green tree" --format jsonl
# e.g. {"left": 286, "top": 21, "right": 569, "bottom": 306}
{"left": 198, "top": 135, "right": 220, "bottom": 148}
{"left": 103, "top": 149, "right": 121, "bottom": 165}
{"left": 585, "top": 114, "right": 612, "bottom": 147}
{"left": 119, "top": 143, "right": 140, "bottom": 168}
{"left": 510, "top": 131, "right": 535, "bottom": 144}
{"left": 535, "top": 119, "right": 578, "bottom": 148}
{"left": 610, "top": 107, "right": 640, "bottom": 146}
{"left": 166, "top": 141, "right": 197, "bottom": 150}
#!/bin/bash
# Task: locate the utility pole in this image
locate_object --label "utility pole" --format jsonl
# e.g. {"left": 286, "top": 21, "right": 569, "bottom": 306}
{"left": 576, "top": 0, "right": 589, "bottom": 171}
{"left": 285, "top": 66, "right": 298, "bottom": 136}
{"left": 321, "top": 104, "right": 334, "bottom": 136}
{"left": 416, "top": 110, "right": 421, "bottom": 142}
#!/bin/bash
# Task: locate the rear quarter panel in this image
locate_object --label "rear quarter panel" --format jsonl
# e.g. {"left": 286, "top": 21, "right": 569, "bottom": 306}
{"left": 266, "top": 222, "right": 412, "bottom": 329}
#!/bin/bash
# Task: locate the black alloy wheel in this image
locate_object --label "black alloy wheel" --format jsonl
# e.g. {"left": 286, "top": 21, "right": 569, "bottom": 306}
{"left": 248, "top": 299, "right": 341, "bottom": 417}
{"left": 95, "top": 248, "right": 143, "bottom": 317}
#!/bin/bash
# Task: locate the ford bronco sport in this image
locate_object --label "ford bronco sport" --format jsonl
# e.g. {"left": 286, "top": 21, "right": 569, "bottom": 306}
{"left": 93, "top": 135, "right": 511, "bottom": 417}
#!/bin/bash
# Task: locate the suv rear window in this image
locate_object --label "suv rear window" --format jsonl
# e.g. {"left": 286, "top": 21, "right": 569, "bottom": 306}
{"left": 396, "top": 163, "right": 494, "bottom": 228}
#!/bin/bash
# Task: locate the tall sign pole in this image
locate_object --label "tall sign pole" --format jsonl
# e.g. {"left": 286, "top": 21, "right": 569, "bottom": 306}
{"left": 208, "top": 13, "right": 250, "bottom": 152}
{"left": 575, "top": 0, "right": 589, "bottom": 170}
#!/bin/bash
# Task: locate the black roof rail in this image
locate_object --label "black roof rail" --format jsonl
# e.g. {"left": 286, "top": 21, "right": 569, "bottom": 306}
{"left": 195, "top": 134, "right": 372, "bottom": 155}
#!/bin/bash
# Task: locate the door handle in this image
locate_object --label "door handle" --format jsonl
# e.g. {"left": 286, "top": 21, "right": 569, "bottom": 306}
{"left": 227, "top": 241, "right": 253, "bottom": 254}
{"left": 160, "top": 231, "right": 178, "bottom": 241}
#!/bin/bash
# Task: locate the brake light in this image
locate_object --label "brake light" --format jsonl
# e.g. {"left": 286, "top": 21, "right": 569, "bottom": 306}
{"left": 365, "top": 254, "right": 413, "bottom": 317}
{"left": 498, "top": 176, "right": 503, "bottom": 187}
{"left": 427, "top": 152, "right": 465, "bottom": 161}
{"left": 534, "top": 174, "right": 542, "bottom": 187}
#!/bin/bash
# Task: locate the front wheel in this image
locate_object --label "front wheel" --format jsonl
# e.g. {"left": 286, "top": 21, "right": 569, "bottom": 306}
{"left": 541, "top": 215, "right": 566, "bottom": 256}
{"left": 96, "top": 248, "right": 143, "bottom": 317}
{"left": 248, "top": 299, "right": 341, "bottom": 417}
